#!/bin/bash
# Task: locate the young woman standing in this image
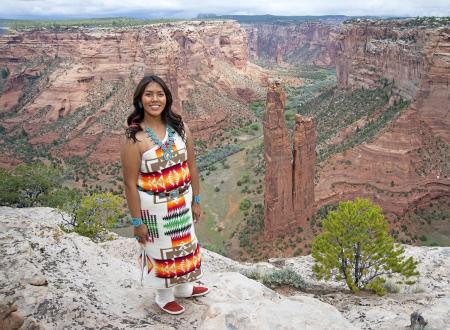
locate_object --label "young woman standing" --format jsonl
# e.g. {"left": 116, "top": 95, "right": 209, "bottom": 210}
{"left": 121, "top": 75, "right": 208, "bottom": 315}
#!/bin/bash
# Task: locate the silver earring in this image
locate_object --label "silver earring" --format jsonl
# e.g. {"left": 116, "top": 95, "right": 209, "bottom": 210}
{"left": 138, "top": 101, "right": 143, "bottom": 109}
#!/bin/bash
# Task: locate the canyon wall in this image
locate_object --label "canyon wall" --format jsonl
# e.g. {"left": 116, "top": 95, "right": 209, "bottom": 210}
{"left": 0, "top": 21, "right": 266, "bottom": 165}
{"left": 316, "top": 21, "right": 450, "bottom": 219}
{"left": 244, "top": 22, "right": 341, "bottom": 67}
{"left": 335, "top": 20, "right": 450, "bottom": 143}
{"left": 263, "top": 80, "right": 316, "bottom": 237}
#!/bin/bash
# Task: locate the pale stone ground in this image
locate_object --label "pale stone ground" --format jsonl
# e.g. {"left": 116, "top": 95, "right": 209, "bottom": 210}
{"left": 0, "top": 207, "right": 448, "bottom": 329}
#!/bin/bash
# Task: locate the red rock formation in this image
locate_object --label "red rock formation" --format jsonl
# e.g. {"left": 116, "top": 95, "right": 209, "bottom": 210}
{"left": 336, "top": 23, "right": 427, "bottom": 99}
{"left": 264, "top": 80, "right": 316, "bottom": 237}
{"left": 263, "top": 80, "right": 294, "bottom": 235}
{"left": 244, "top": 22, "right": 341, "bottom": 67}
{"left": 293, "top": 114, "right": 316, "bottom": 224}
{"left": 0, "top": 21, "right": 266, "bottom": 164}
{"left": 317, "top": 21, "right": 450, "bottom": 220}
{"left": 335, "top": 21, "right": 449, "bottom": 143}
{"left": 275, "top": 45, "right": 284, "bottom": 65}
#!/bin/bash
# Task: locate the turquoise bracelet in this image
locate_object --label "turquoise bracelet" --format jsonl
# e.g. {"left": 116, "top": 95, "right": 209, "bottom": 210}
{"left": 131, "top": 217, "right": 143, "bottom": 227}
{"left": 193, "top": 195, "right": 201, "bottom": 204}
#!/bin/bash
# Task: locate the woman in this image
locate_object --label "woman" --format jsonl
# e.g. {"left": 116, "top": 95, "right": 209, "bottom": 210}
{"left": 120, "top": 75, "right": 208, "bottom": 315}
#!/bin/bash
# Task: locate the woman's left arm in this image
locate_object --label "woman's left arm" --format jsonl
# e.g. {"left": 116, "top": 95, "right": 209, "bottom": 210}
{"left": 185, "top": 123, "right": 201, "bottom": 222}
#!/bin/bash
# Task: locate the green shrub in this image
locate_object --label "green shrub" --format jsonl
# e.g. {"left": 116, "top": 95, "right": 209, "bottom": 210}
{"left": 312, "top": 198, "right": 419, "bottom": 295}
{"left": 58, "top": 192, "right": 124, "bottom": 242}
{"left": 239, "top": 198, "right": 252, "bottom": 211}
{"left": 262, "top": 268, "right": 306, "bottom": 290}
{"left": 0, "top": 163, "right": 71, "bottom": 207}
{"left": 241, "top": 269, "right": 259, "bottom": 280}
{"left": 383, "top": 278, "right": 401, "bottom": 293}
{"left": 406, "top": 284, "right": 426, "bottom": 294}
{"left": 250, "top": 123, "right": 259, "bottom": 131}
{"left": 197, "top": 145, "right": 241, "bottom": 171}
{"left": 0, "top": 67, "right": 9, "bottom": 79}
{"left": 293, "top": 248, "right": 303, "bottom": 256}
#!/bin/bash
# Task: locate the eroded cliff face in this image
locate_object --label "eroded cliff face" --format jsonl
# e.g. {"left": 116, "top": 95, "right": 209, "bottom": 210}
{"left": 317, "top": 21, "right": 450, "bottom": 221}
{"left": 0, "top": 21, "right": 266, "bottom": 164}
{"left": 263, "top": 80, "right": 316, "bottom": 237}
{"left": 293, "top": 114, "right": 316, "bottom": 224}
{"left": 244, "top": 22, "right": 341, "bottom": 67}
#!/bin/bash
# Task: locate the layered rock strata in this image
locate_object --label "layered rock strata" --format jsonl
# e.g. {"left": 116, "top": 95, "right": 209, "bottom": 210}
{"left": 316, "top": 21, "right": 450, "bottom": 219}
{"left": 0, "top": 21, "right": 266, "bottom": 164}
{"left": 245, "top": 22, "right": 341, "bottom": 66}
{"left": 263, "top": 80, "right": 316, "bottom": 237}
{"left": 293, "top": 114, "right": 317, "bottom": 223}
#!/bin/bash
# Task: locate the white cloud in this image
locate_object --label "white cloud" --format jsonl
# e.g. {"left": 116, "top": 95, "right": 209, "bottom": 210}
{"left": 0, "top": 0, "right": 449, "bottom": 18}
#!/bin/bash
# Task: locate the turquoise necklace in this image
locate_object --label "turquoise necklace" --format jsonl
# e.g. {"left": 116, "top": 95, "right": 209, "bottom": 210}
{"left": 145, "top": 125, "right": 175, "bottom": 160}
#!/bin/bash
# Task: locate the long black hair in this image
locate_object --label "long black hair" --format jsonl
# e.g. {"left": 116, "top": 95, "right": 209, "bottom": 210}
{"left": 126, "top": 75, "right": 185, "bottom": 142}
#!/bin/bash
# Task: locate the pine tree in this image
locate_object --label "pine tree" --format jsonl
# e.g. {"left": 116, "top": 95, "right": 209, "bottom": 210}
{"left": 311, "top": 198, "right": 419, "bottom": 295}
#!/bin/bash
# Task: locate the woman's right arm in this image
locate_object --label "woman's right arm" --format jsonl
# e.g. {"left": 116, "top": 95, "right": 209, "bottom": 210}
{"left": 120, "top": 140, "right": 148, "bottom": 243}
{"left": 121, "top": 140, "right": 141, "bottom": 217}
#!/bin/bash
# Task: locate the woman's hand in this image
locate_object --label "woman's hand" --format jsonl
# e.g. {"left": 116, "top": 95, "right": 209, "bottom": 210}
{"left": 133, "top": 224, "right": 149, "bottom": 244}
{"left": 192, "top": 203, "right": 201, "bottom": 223}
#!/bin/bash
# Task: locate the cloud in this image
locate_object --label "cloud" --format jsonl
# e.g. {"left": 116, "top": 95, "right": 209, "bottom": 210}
{"left": 1, "top": 0, "right": 449, "bottom": 19}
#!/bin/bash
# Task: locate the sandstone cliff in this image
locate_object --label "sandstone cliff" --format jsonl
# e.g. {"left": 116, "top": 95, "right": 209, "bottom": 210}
{"left": 1, "top": 207, "right": 449, "bottom": 329}
{"left": 316, "top": 20, "right": 450, "bottom": 224}
{"left": 244, "top": 22, "right": 340, "bottom": 67}
{"left": 263, "top": 80, "right": 316, "bottom": 236}
{"left": 0, "top": 21, "right": 266, "bottom": 165}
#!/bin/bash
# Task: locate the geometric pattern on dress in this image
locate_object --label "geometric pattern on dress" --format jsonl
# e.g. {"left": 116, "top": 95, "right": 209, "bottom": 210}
{"left": 160, "top": 240, "right": 198, "bottom": 259}
{"left": 166, "top": 267, "right": 201, "bottom": 286}
{"left": 144, "top": 146, "right": 187, "bottom": 172}
{"left": 154, "top": 243, "right": 202, "bottom": 284}
{"left": 162, "top": 208, "right": 191, "bottom": 236}
{"left": 137, "top": 130, "right": 202, "bottom": 289}
{"left": 138, "top": 161, "right": 191, "bottom": 193}
{"left": 171, "top": 232, "right": 192, "bottom": 247}
{"left": 167, "top": 195, "right": 187, "bottom": 213}
{"left": 141, "top": 209, "right": 159, "bottom": 241}
{"left": 164, "top": 195, "right": 193, "bottom": 247}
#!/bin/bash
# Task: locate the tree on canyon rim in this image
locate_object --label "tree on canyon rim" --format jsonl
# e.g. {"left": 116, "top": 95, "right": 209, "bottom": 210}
{"left": 58, "top": 192, "right": 124, "bottom": 242}
{"left": 311, "top": 198, "right": 419, "bottom": 295}
{"left": 0, "top": 163, "right": 124, "bottom": 241}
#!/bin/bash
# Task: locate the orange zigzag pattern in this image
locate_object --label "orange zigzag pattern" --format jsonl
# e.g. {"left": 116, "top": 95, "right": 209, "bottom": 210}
{"left": 153, "top": 244, "right": 201, "bottom": 278}
{"left": 139, "top": 161, "right": 191, "bottom": 192}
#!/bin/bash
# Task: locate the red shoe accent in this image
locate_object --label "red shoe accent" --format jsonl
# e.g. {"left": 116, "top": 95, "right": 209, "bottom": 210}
{"left": 160, "top": 301, "right": 185, "bottom": 315}
{"left": 192, "top": 286, "right": 209, "bottom": 297}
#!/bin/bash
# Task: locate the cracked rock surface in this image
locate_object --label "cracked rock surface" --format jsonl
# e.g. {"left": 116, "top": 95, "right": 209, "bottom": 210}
{"left": 1, "top": 207, "right": 355, "bottom": 329}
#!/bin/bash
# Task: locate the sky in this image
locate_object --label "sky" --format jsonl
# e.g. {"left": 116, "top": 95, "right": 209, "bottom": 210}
{"left": 0, "top": 0, "right": 449, "bottom": 19}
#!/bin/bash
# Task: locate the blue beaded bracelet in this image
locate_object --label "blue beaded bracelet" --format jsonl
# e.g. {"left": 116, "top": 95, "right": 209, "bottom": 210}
{"left": 193, "top": 195, "right": 201, "bottom": 204}
{"left": 131, "top": 217, "right": 143, "bottom": 227}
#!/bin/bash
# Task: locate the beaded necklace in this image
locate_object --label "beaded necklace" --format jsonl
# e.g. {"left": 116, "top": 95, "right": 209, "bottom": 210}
{"left": 145, "top": 125, "right": 175, "bottom": 160}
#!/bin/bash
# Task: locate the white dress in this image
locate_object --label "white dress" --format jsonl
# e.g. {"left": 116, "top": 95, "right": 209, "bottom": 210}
{"left": 136, "top": 128, "right": 202, "bottom": 289}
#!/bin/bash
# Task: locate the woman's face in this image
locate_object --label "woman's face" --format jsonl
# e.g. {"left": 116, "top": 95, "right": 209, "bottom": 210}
{"left": 141, "top": 81, "right": 167, "bottom": 118}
